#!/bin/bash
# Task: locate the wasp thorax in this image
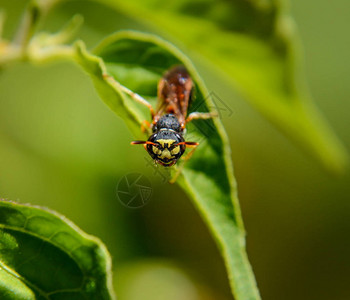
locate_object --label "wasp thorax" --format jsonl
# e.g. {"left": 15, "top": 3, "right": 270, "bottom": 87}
{"left": 153, "top": 114, "right": 182, "bottom": 133}
{"left": 146, "top": 129, "right": 186, "bottom": 166}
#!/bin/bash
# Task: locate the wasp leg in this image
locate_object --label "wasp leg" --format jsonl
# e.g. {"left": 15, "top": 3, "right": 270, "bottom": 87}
{"left": 103, "top": 73, "right": 155, "bottom": 117}
{"left": 185, "top": 111, "right": 218, "bottom": 124}
{"left": 169, "top": 144, "right": 198, "bottom": 184}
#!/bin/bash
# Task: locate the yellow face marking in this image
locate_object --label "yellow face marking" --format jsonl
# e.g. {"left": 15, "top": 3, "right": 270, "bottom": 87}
{"left": 157, "top": 139, "right": 175, "bottom": 148}
{"left": 171, "top": 146, "right": 180, "bottom": 155}
{"left": 152, "top": 146, "right": 161, "bottom": 155}
{"left": 159, "top": 148, "right": 174, "bottom": 159}
{"left": 151, "top": 139, "right": 180, "bottom": 160}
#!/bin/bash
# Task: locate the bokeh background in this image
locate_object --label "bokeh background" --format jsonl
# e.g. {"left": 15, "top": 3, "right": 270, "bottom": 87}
{"left": 0, "top": 1, "right": 349, "bottom": 299}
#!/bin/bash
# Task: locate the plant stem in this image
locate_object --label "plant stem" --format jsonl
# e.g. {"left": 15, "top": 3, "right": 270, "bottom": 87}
{"left": 0, "top": 10, "right": 5, "bottom": 40}
{"left": 14, "top": 1, "right": 41, "bottom": 54}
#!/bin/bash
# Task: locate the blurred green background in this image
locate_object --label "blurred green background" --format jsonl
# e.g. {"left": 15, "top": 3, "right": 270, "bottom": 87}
{"left": 0, "top": 1, "right": 349, "bottom": 299}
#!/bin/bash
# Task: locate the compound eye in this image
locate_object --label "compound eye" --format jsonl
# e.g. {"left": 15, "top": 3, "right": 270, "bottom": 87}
{"left": 148, "top": 133, "right": 157, "bottom": 143}
{"left": 176, "top": 133, "right": 183, "bottom": 141}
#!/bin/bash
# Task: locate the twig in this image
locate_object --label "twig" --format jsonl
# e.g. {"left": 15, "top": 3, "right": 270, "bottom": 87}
{"left": 0, "top": 10, "right": 5, "bottom": 39}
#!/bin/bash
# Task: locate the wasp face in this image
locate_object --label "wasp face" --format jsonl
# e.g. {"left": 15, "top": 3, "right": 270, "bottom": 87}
{"left": 146, "top": 129, "right": 186, "bottom": 167}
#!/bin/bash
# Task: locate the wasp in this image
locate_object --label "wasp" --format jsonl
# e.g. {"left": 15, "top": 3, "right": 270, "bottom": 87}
{"left": 130, "top": 65, "right": 216, "bottom": 168}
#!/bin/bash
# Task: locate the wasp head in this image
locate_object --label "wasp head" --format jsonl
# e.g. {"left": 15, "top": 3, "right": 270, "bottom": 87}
{"left": 131, "top": 115, "right": 198, "bottom": 167}
{"left": 146, "top": 129, "right": 186, "bottom": 166}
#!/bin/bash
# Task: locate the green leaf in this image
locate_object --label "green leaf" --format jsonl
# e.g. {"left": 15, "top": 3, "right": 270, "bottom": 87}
{"left": 0, "top": 200, "right": 115, "bottom": 300}
{"left": 75, "top": 31, "right": 260, "bottom": 300}
{"left": 94, "top": 0, "right": 348, "bottom": 173}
